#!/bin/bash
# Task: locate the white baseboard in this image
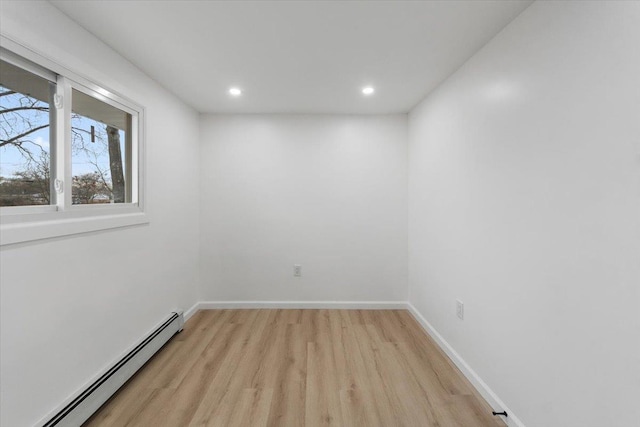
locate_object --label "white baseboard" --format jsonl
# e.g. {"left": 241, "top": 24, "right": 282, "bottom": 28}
{"left": 406, "top": 303, "right": 525, "bottom": 427}
{"left": 183, "top": 301, "right": 200, "bottom": 321}
{"left": 196, "top": 300, "right": 408, "bottom": 310}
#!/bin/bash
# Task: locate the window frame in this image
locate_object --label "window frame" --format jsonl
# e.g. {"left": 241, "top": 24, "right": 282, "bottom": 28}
{"left": 0, "top": 36, "right": 147, "bottom": 245}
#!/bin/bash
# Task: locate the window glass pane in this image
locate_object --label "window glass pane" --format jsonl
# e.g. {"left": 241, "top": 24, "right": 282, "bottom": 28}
{"left": 0, "top": 59, "right": 55, "bottom": 206}
{"left": 71, "top": 88, "right": 132, "bottom": 204}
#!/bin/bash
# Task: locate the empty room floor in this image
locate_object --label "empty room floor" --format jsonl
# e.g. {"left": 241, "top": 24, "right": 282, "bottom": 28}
{"left": 84, "top": 309, "right": 503, "bottom": 426}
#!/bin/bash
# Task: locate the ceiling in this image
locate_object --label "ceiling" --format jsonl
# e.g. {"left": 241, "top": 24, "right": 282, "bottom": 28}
{"left": 50, "top": 0, "right": 532, "bottom": 114}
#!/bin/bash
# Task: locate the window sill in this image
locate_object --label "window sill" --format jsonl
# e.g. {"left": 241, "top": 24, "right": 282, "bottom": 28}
{"left": 0, "top": 210, "right": 149, "bottom": 246}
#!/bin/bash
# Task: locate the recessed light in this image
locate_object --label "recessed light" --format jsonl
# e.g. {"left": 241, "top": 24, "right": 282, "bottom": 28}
{"left": 362, "top": 86, "right": 375, "bottom": 95}
{"left": 229, "top": 87, "right": 242, "bottom": 96}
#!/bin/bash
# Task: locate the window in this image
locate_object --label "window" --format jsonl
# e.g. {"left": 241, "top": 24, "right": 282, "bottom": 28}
{"left": 0, "top": 59, "right": 55, "bottom": 207}
{"left": 70, "top": 88, "right": 133, "bottom": 205}
{"left": 0, "top": 43, "right": 146, "bottom": 245}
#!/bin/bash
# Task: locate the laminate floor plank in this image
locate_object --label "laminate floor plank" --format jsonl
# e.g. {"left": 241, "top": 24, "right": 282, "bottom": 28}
{"left": 84, "top": 309, "right": 504, "bottom": 427}
{"left": 265, "top": 324, "right": 306, "bottom": 427}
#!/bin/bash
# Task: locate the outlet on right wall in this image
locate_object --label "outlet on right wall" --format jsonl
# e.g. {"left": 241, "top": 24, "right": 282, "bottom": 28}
{"left": 408, "top": 2, "right": 640, "bottom": 426}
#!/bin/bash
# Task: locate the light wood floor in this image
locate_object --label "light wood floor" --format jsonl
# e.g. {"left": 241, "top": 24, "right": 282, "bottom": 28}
{"left": 84, "top": 310, "right": 504, "bottom": 427}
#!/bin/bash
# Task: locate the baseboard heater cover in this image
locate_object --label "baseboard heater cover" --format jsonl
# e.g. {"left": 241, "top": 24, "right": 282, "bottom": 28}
{"left": 42, "top": 311, "right": 184, "bottom": 427}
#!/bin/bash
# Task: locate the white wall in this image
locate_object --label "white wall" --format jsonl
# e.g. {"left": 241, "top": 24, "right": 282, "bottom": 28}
{"left": 200, "top": 115, "right": 407, "bottom": 302}
{"left": 408, "top": 2, "right": 640, "bottom": 427}
{"left": 0, "top": 2, "right": 200, "bottom": 426}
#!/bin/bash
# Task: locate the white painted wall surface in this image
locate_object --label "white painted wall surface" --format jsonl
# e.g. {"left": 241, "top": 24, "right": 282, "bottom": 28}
{"left": 408, "top": 2, "right": 640, "bottom": 427}
{"left": 200, "top": 115, "right": 408, "bottom": 302}
{"left": 0, "top": 2, "right": 200, "bottom": 426}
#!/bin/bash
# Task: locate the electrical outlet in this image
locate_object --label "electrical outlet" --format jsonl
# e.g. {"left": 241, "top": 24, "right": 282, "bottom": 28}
{"left": 294, "top": 264, "right": 302, "bottom": 277}
{"left": 456, "top": 300, "right": 464, "bottom": 320}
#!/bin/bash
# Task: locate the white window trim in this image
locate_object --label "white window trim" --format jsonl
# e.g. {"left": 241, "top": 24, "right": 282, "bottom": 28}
{"left": 0, "top": 35, "right": 147, "bottom": 246}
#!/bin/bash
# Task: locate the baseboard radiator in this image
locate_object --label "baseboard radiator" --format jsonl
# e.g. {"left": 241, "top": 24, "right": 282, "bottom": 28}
{"left": 42, "top": 311, "right": 184, "bottom": 427}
